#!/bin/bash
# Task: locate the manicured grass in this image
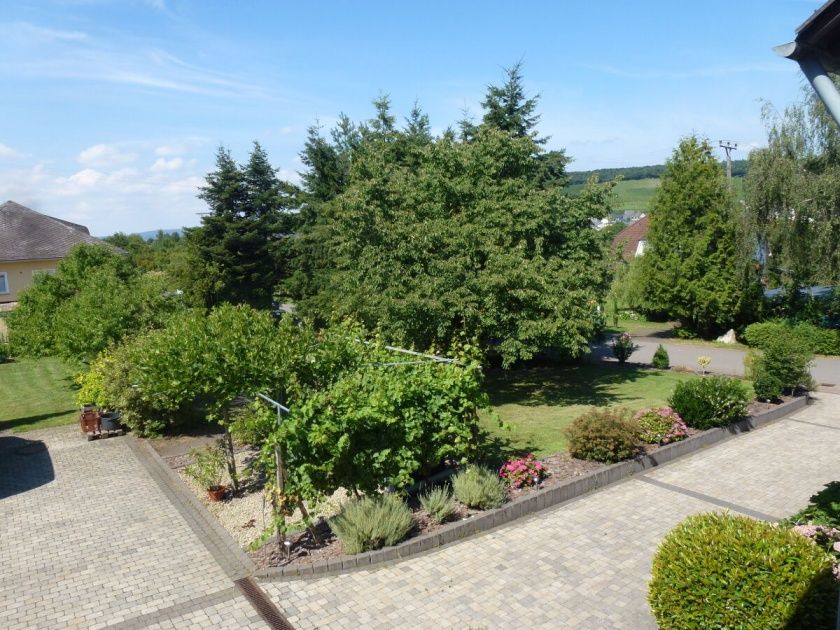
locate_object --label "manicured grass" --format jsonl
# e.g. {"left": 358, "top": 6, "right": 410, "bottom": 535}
{"left": 0, "top": 357, "right": 79, "bottom": 432}
{"left": 482, "top": 364, "right": 699, "bottom": 457}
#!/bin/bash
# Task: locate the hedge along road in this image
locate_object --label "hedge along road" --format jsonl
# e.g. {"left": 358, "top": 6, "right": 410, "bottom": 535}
{"left": 589, "top": 336, "right": 840, "bottom": 391}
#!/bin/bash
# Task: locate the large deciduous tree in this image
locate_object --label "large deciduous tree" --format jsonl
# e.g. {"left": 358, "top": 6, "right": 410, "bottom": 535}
{"left": 283, "top": 67, "right": 611, "bottom": 366}
{"left": 640, "top": 136, "right": 761, "bottom": 335}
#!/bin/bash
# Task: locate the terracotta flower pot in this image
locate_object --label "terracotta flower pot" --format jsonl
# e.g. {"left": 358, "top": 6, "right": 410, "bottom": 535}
{"left": 207, "top": 486, "right": 227, "bottom": 502}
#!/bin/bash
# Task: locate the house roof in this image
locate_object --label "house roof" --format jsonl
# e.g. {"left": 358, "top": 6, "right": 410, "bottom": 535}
{"left": 0, "top": 200, "right": 104, "bottom": 262}
{"left": 611, "top": 215, "right": 649, "bottom": 261}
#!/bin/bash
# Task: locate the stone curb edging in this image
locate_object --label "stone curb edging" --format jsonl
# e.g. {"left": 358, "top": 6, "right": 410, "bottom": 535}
{"left": 126, "top": 436, "right": 257, "bottom": 581}
{"left": 257, "top": 394, "right": 809, "bottom": 581}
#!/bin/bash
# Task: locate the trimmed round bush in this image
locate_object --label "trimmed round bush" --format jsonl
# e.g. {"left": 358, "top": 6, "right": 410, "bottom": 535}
{"left": 651, "top": 344, "right": 670, "bottom": 369}
{"left": 649, "top": 512, "right": 838, "bottom": 629}
{"left": 329, "top": 494, "right": 414, "bottom": 554}
{"left": 564, "top": 408, "right": 639, "bottom": 463}
{"left": 452, "top": 466, "right": 507, "bottom": 510}
{"left": 668, "top": 376, "right": 750, "bottom": 430}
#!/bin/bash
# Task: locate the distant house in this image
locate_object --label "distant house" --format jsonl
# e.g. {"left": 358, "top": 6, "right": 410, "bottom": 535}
{"left": 0, "top": 200, "right": 105, "bottom": 304}
{"left": 611, "top": 215, "right": 649, "bottom": 261}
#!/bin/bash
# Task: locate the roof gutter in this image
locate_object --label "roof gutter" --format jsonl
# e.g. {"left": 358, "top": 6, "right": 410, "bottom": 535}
{"left": 774, "top": 42, "right": 840, "bottom": 127}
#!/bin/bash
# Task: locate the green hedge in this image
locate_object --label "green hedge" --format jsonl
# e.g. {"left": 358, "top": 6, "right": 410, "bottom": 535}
{"left": 744, "top": 320, "right": 840, "bottom": 355}
{"left": 649, "top": 512, "right": 838, "bottom": 629}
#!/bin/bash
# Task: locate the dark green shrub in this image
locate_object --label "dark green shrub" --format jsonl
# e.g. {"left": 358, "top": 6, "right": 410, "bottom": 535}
{"left": 451, "top": 466, "right": 507, "bottom": 510}
{"left": 743, "top": 320, "right": 783, "bottom": 349}
{"left": 329, "top": 494, "right": 414, "bottom": 554}
{"left": 756, "top": 333, "right": 814, "bottom": 393}
{"left": 752, "top": 366, "right": 783, "bottom": 402}
{"left": 610, "top": 333, "right": 636, "bottom": 363}
{"left": 651, "top": 344, "right": 669, "bottom": 369}
{"left": 419, "top": 486, "right": 456, "bottom": 523}
{"left": 649, "top": 512, "right": 837, "bottom": 629}
{"left": 668, "top": 376, "right": 750, "bottom": 429}
{"left": 564, "top": 408, "right": 640, "bottom": 463}
{"left": 744, "top": 320, "right": 840, "bottom": 355}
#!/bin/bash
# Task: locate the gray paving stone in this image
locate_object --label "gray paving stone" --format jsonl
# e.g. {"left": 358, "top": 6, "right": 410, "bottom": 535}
{"left": 0, "top": 426, "right": 269, "bottom": 629}
{"left": 260, "top": 392, "right": 840, "bottom": 629}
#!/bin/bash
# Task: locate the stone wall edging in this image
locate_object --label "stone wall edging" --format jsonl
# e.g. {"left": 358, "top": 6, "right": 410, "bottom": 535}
{"left": 257, "top": 394, "right": 809, "bottom": 581}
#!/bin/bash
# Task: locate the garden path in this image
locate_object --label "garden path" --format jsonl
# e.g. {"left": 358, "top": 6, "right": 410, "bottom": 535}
{"left": 260, "top": 393, "right": 840, "bottom": 629}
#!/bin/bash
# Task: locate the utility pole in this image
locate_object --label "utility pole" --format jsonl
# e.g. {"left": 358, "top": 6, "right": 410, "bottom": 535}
{"left": 719, "top": 141, "right": 737, "bottom": 189}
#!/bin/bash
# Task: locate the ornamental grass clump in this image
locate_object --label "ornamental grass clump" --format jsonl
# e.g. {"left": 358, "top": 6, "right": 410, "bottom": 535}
{"left": 649, "top": 512, "right": 838, "bottom": 629}
{"left": 419, "top": 485, "right": 457, "bottom": 523}
{"left": 452, "top": 466, "right": 507, "bottom": 510}
{"left": 634, "top": 407, "right": 689, "bottom": 445}
{"left": 668, "top": 376, "right": 749, "bottom": 430}
{"left": 499, "top": 453, "right": 546, "bottom": 489}
{"left": 564, "top": 408, "right": 640, "bottom": 463}
{"left": 329, "top": 494, "right": 414, "bottom": 554}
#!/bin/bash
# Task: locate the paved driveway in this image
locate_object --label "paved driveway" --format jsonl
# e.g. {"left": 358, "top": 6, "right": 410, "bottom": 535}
{"left": 3, "top": 395, "right": 840, "bottom": 629}
{"left": 0, "top": 426, "right": 270, "bottom": 629}
{"left": 261, "top": 393, "right": 840, "bottom": 629}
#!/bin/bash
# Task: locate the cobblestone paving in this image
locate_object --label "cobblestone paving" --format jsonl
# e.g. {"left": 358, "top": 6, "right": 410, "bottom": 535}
{"left": 262, "top": 393, "right": 840, "bottom": 629}
{"left": 0, "top": 426, "right": 267, "bottom": 629}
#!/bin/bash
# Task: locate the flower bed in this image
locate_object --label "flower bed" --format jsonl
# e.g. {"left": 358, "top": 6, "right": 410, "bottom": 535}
{"left": 163, "top": 394, "right": 806, "bottom": 573}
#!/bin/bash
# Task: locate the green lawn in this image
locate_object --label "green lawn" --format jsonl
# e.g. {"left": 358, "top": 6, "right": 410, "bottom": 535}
{"left": 482, "top": 364, "right": 698, "bottom": 457}
{"left": 0, "top": 357, "right": 79, "bottom": 432}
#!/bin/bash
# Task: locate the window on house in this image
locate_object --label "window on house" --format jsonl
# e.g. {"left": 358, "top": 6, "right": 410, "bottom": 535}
{"left": 0, "top": 272, "right": 8, "bottom": 294}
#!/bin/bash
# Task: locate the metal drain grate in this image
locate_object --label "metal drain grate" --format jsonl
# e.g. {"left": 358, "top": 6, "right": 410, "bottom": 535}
{"left": 235, "top": 577, "right": 295, "bottom": 630}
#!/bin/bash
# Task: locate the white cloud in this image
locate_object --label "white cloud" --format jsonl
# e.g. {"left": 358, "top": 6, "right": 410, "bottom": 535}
{"left": 0, "top": 23, "right": 273, "bottom": 99}
{"left": 155, "top": 145, "right": 180, "bottom": 156}
{"left": 0, "top": 22, "right": 88, "bottom": 43}
{"left": 78, "top": 143, "right": 136, "bottom": 166}
{"left": 0, "top": 143, "right": 19, "bottom": 158}
{"left": 0, "top": 159, "right": 206, "bottom": 234}
{"left": 150, "top": 156, "right": 183, "bottom": 172}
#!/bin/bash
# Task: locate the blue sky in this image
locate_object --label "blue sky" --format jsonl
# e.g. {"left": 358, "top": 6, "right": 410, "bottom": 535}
{"left": 0, "top": 0, "right": 822, "bottom": 234}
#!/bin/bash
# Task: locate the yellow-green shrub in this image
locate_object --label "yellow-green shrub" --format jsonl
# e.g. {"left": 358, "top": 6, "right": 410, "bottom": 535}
{"left": 649, "top": 512, "right": 837, "bottom": 629}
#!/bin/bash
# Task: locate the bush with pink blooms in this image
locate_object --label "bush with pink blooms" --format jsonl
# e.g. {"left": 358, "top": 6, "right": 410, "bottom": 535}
{"left": 634, "top": 407, "right": 690, "bottom": 445}
{"left": 499, "top": 453, "right": 546, "bottom": 489}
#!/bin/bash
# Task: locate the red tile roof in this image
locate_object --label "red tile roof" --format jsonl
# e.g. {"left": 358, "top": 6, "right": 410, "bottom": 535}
{"left": 611, "top": 215, "right": 649, "bottom": 261}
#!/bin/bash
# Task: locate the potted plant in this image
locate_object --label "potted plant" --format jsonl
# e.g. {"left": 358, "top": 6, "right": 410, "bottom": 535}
{"left": 184, "top": 444, "right": 227, "bottom": 501}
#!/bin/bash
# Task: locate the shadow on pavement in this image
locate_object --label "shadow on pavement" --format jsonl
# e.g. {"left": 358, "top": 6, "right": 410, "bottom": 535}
{"left": 0, "top": 435, "right": 55, "bottom": 499}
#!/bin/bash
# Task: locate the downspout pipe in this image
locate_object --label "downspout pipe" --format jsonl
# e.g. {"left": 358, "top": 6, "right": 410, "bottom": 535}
{"left": 774, "top": 42, "right": 840, "bottom": 127}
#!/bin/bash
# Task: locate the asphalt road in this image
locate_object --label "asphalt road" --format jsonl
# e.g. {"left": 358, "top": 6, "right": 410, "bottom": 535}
{"left": 590, "top": 336, "right": 840, "bottom": 391}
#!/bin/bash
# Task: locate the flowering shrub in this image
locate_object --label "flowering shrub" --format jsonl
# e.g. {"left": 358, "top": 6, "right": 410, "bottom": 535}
{"left": 499, "top": 454, "right": 546, "bottom": 489}
{"left": 634, "top": 407, "right": 690, "bottom": 445}
{"left": 611, "top": 333, "right": 636, "bottom": 364}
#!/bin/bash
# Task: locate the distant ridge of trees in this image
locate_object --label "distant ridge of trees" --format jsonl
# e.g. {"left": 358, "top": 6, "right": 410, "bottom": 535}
{"left": 567, "top": 159, "right": 747, "bottom": 185}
